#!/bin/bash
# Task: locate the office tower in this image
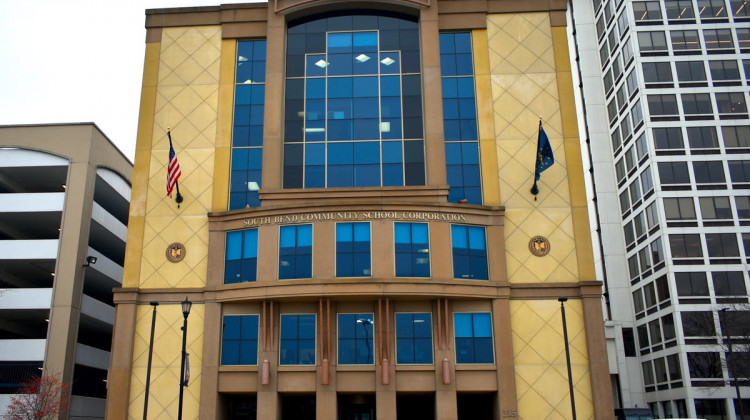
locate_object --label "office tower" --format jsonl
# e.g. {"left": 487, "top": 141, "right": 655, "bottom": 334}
{"left": 571, "top": 0, "right": 750, "bottom": 417}
{"left": 0, "top": 124, "right": 132, "bottom": 419}
{"left": 107, "top": 2, "right": 614, "bottom": 419}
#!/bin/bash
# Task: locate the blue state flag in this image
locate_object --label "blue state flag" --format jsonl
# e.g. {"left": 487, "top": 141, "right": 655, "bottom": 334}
{"left": 534, "top": 126, "right": 554, "bottom": 181}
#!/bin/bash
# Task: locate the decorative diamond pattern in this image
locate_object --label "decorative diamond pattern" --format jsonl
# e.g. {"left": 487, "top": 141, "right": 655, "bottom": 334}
{"left": 139, "top": 26, "right": 221, "bottom": 290}
{"left": 488, "top": 13, "right": 578, "bottom": 283}
{"left": 511, "top": 300, "right": 593, "bottom": 420}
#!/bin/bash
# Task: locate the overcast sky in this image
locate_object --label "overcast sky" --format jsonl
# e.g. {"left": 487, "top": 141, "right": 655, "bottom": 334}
{"left": 0, "top": 0, "right": 264, "bottom": 162}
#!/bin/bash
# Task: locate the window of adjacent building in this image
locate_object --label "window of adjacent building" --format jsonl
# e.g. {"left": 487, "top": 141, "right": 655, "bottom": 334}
{"left": 633, "top": 288, "right": 645, "bottom": 313}
{"left": 596, "top": 15, "right": 607, "bottom": 39}
{"left": 635, "top": 133, "right": 648, "bottom": 159}
{"left": 624, "top": 221, "right": 636, "bottom": 245}
{"left": 627, "top": 71, "right": 640, "bottom": 97}
{"left": 638, "top": 31, "right": 668, "bottom": 52}
{"left": 736, "top": 196, "right": 750, "bottom": 218}
{"left": 612, "top": 54, "right": 624, "bottom": 80}
{"left": 612, "top": 127, "right": 623, "bottom": 153}
{"left": 653, "top": 127, "right": 684, "bottom": 150}
{"left": 634, "top": 1, "right": 663, "bottom": 21}
{"left": 687, "top": 127, "right": 719, "bottom": 149}
{"left": 658, "top": 161, "right": 690, "bottom": 184}
{"left": 719, "top": 309, "right": 750, "bottom": 336}
{"left": 608, "top": 99, "right": 619, "bottom": 123}
{"left": 643, "top": 281, "right": 658, "bottom": 308}
{"left": 336, "top": 222, "right": 371, "bottom": 277}
{"left": 394, "top": 222, "right": 430, "bottom": 277}
{"left": 454, "top": 312, "right": 493, "bottom": 364}
{"left": 688, "top": 353, "right": 722, "bottom": 378}
{"left": 722, "top": 126, "right": 750, "bottom": 148}
{"left": 704, "top": 28, "right": 735, "bottom": 51}
{"left": 698, "top": 0, "right": 729, "bottom": 19}
{"left": 639, "top": 247, "right": 653, "bottom": 272}
{"left": 716, "top": 92, "right": 748, "bottom": 116}
{"left": 642, "top": 361, "right": 655, "bottom": 385}
{"left": 632, "top": 100, "right": 645, "bottom": 127}
{"left": 628, "top": 255, "right": 640, "bottom": 280}
{"left": 712, "top": 271, "right": 747, "bottom": 296}
{"left": 617, "top": 11, "right": 630, "bottom": 37}
{"left": 283, "top": 14, "right": 425, "bottom": 189}
{"left": 731, "top": 0, "right": 750, "bottom": 17}
{"left": 655, "top": 275, "right": 671, "bottom": 302}
{"left": 652, "top": 238, "right": 665, "bottom": 268}
{"left": 682, "top": 93, "right": 713, "bottom": 116}
{"left": 222, "top": 315, "right": 259, "bottom": 365}
{"left": 643, "top": 62, "right": 673, "bottom": 84}
{"left": 649, "top": 319, "right": 662, "bottom": 345}
{"left": 622, "top": 39, "right": 635, "bottom": 65}
{"left": 225, "top": 229, "right": 259, "bottom": 284}
{"left": 440, "top": 32, "right": 482, "bottom": 204}
{"left": 338, "top": 313, "right": 374, "bottom": 364}
{"left": 692, "top": 161, "right": 726, "bottom": 184}
{"left": 671, "top": 30, "right": 701, "bottom": 52}
{"left": 616, "top": 159, "right": 627, "bottom": 183}
{"left": 280, "top": 314, "right": 316, "bottom": 365}
{"left": 620, "top": 190, "right": 631, "bottom": 214}
{"left": 647, "top": 94, "right": 679, "bottom": 116}
{"left": 629, "top": 181, "right": 643, "bottom": 205}
{"left": 279, "top": 224, "right": 313, "bottom": 280}
{"left": 737, "top": 28, "right": 750, "bottom": 50}
{"left": 451, "top": 225, "right": 488, "bottom": 280}
{"left": 699, "top": 196, "right": 732, "bottom": 219}
{"left": 621, "top": 117, "right": 633, "bottom": 141}
{"left": 230, "top": 40, "right": 267, "bottom": 210}
{"left": 654, "top": 357, "right": 668, "bottom": 383}
{"left": 665, "top": 197, "right": 696, "bottom": 220}
{"left": 705, "top": 233, "right": 740, "bottom": 257}
{"left": 665, "top": 0, "right": 695, "bottom": 19}
{"left": 675, "top": 61, "right": 707, "bottom": 84}
{"left": 609, "top": 30, "right": 620, "bottom": 53}
{"left": 709, "top": 60, "right": 741, "bottom": 82}
{"left": 395, "top": 313, "right": 433, "bottom": 364}
{"left": 663, "top": 314, "right": 677, "bottom": 342}
{"left": 646, "top": 202, "right": 659, "bottom": 229}
{"left": 669, "top": 234, "right": 704, "bottom": 258}
{"left": 675, "top": 272, "right": 709, "bottom": 296}
{"left": 616, "top": 85, "right": 629, "bottom": 111}
{"left": 634, "top": 212, "right": 647, "bottom": 238}
{"left": 728, "top": 160, "right": 750, "bottom": 182}
{"left": 604, "top": 68, "right": 614, "bottom": 92}
{"left": 682, "top": 312, "right": 716, "bottom": 336}
{"left": 642, "top": 167, "right": 655, "bottom": 194}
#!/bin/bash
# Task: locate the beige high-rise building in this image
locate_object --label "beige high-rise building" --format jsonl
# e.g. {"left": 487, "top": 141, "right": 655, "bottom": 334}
{"left": 107, "top": 1, "right": 615, "bottom": 419}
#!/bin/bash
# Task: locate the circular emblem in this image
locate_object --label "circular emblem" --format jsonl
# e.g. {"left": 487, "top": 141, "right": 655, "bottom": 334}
{"left": 528, "top": 236, "right": 550, "bottom": 257}
{"left": 166, "top": 243, "right": 186, "bottom": 263}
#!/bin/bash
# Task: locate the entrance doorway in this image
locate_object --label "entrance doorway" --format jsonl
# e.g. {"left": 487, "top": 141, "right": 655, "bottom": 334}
{"left": 457, "top": 392, "right": 495, "bottom": 420}
{"left": 397, "top": 393, "right": 435, "bottom": 420}
{"left": 224, "top": 393, "right": 257, "bottom": 420}
{"left": 338, "top": 393, "right": 376, "bottom": 420}
{"left": 280, "top": 393, "right": 316, "bottom": 420}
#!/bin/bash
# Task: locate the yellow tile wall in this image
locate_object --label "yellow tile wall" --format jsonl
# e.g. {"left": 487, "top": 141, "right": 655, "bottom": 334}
{"left": 511, "top": 300, "right": 594, "bottom": 420}
{"left": 487, "top": 13, "right": 579, "bottom": 283}
{"left": 128, "top": 304, "right": 205, "bottom": 420}
{"left": 139, "top": 26, "right": 222, "bottom": 289}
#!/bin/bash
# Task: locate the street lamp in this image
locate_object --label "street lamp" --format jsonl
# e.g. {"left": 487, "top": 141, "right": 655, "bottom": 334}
{"left": 177, "top": 298, "right": 192, "bottom": 420}
{"left": 721, "top": 308, "right": 744, "bottom": 420}
{"left": 558, "top": 297, "right": 577, "bottom": 420}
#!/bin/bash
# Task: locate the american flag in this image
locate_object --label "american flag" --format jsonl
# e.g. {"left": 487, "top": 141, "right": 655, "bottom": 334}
{"left": 167, "top": 132, "right": 181, "bottom": 198}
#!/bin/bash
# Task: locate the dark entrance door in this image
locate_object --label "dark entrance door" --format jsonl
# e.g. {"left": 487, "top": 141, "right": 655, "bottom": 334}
{"left": 280, "top": 393, "right": 316, "bottom": 420}
{"left": 397, "top": 393, "right": 435, "bottom": 420}
{"left": 457, "top": 392, "right": 495, "bottom": 420}
{"left": 338, "top": 393, "right": 376, "bottom": 420}
{"left": 225, "top": 394, "right": 257, "bottom": 420}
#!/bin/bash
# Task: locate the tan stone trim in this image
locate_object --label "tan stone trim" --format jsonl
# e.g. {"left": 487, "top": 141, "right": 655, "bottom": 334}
{"left": 221, "top": 21, "right": 269, "bottom": 38}
{"left": 105, "top": 303, "right": 138, "bottom": 420}
{"left": 582, "top": 296, "right": 616, "bottom": 420}
{"left": 438, "top": 13, "right": 487, "bottom": 30}
{"left": 145, "top": 27, "right": 161, "bottom": 43}
{"left": 492, "top": 298, "right": 518, "bottom": 415}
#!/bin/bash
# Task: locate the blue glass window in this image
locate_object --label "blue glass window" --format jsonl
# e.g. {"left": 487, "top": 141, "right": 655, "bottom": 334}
{"left": 284, "top": 14, "right": 425, "bottom": 189}
{"left": 279, "top": 224, "right": 313, "bottom": 279}
{"left": 280, "top": 314, "right": 316, "bottom": 365}
{"left": 225, "top": 229, "right": 258, "bottom": 283}
{"left": 396, "top": 313, "right": 433, "bottom": 364}
{"left": 338, "top": 313, "right": 374, "bottom": 364}
{"left": 451, "top": 225, "right": 488, "bottom": 280}
{"left": 221, "top": 315, "right": 259, "bottom": 365}
{"left": 336, "top": 223, "right": 371, "bottom": 277}
{"left": 394, "top": 223, "right": 430, "bottom": 277}
{"left": 440, "top": 33, "right": 482, "bottom": 204}
{"left": 454, "top": 312, "right": 493, "bottom": 364}
{"left": 231, "top": 40, "right": 266, "bottom": 210}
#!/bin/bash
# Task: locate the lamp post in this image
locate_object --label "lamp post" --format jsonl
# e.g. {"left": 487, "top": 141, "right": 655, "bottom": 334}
{"left": 721, "top": 308, "right": 744, "bottom": 420}
{"left": 177, "top": 298, "right": 192, "bottom": 420}
{"left": 143, "top": 301, "right": 159, "bottom": 420}
{"left": 558, "top": 297, "right": 577, "bottom": 420}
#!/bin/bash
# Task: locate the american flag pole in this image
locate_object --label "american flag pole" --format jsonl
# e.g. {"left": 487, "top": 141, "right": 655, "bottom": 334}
{"left": 166, "top": 128, "right": 184, "bottom": 208}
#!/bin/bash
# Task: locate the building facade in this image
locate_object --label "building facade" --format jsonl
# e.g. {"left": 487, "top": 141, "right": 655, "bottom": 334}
{"left": 107, "top": 1, "right": 614, "bottom": 419}
{"left": 0, "top": 124, "right": 132, "bottom": 419}
{"left": 571, "top": 0, "right": 750, "bottom": 418}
